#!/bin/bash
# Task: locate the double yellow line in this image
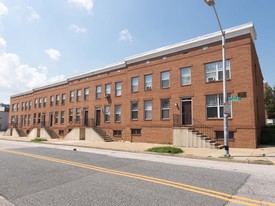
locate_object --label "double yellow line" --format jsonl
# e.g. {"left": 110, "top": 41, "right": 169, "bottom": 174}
{"left": 0, "top": 148, "right": 274, "bottom": 206}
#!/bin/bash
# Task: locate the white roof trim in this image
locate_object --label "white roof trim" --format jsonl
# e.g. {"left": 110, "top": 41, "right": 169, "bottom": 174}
{"left": 11, "top": 22, "right": 256, "bottom": 99}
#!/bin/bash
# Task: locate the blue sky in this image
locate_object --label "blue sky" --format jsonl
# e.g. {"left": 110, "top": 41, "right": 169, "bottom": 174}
{"left": 0, "top": 0, "right": 274, "bottom": 104}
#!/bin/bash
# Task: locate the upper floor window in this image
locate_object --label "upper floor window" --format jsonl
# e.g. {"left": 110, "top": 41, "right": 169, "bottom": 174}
{"left": 70, "top": 91, "right": 74, "bottom": 102}
{"left": 104, "top": 106, "right": 110, "bottom": 122}
{"left": 161, "top": 99, "right": 170, "bottom": 119}
{"left": 115, "top": 82, "right": 122, "bottom": 96}
{"left": 22, "top": 102, "right": 25, "bottom": 110}
{"left": 12, "top": 104, "right": 16, "bottom": 112}
{"left": 96, "top": 86, "right": 101, "bottom": 99}
{"left": 43, "top": 97, "right": 47, "bottom": 107}
{"left": 84, "top": 88, "right": 89, "bottom": 100}
{"left": 144, "top": 100, "right": 152, "bottom": 120}
{"left": 77, "top": 89, "right": 81, "bottom": 102}
{"left": 206, "top": 94, "right": 232, "bottom": 118}
{"left": 114, "top": 105, "right": 121, "bottom": 122}
{"left": 161, "top": 71, "right": 170, "bottom": 88}
{"left": 56, "top": 95, "right": 60, "bottom": 106}
{"left": 181, "top": 67, "right": 191, "bottom": 85}
{"left": 205, "top": 60, "right": 230, "bottom": 82}
{"left": 144, "top": 74, "right": 152, "bottom": 91}
{"left": 17, "top": 103, "right": 20, "bottom": 111}
{"left": 39, "top": 98, "right": 42, "bottom": 108}
{"left": 26, "top": 102, "right": 29, "bottom": 110}
{"left": 131, "top": 77, "right": 138, "bottom": 92}
{"left": 50, "top": 96, "right": 54, "bottom": 106}
{"left": 131, "top": 102, "right": 138, "bottom": 120}
{"left": 34, "top": 99, "right": 38, "bottom": 108}
{"left": 105, "top": 84, "right": 111, "bottom": 97}
{"left": 29, "top": 101, "right": 32, "bottom": 110}
{"left": 62, "top": 93, "right": 66, "bottom": 105}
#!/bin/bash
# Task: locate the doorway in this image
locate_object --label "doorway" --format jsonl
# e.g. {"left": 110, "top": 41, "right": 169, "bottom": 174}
{"left": 49, "top": 112, "right": 53, "bottom": 127}
{"left": 84, "top": 108, "right": 89, "bottom": 126}
{"left": 181, "top": 98, "right": 192, "bottom": 125}
{"left": 95, "top": 108, "right": 101, "bottom": 126}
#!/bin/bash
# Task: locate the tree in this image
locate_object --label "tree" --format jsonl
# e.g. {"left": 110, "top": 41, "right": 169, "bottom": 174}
{"left": 264, "top": 83, "right": 275, "bottom": 119}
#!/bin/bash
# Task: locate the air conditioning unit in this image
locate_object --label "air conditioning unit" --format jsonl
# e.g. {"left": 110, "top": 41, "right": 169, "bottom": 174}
{"left": 145, "top": 86, "right": 152, "bottom": 91}
{"left": 207, "top": 77, "right": 216, "bottom": 82}
{"left": 105, "top": 93, "right": 110, "bottom": 98}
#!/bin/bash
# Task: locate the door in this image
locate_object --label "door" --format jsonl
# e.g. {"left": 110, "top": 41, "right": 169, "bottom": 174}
{"left": 84, "top": 108, "right": 89, "bottom": 126}
{"left": 181, "top": 98, "right": 192, "bottom": 125}
{"left": 42, "top": 113, "right": 46, "bottom": 127}
{"left": 49, "top": 112, "right": 53, "bottom": 127}
{"left": 95, "top": 109, "right": 101, "bottom": 126}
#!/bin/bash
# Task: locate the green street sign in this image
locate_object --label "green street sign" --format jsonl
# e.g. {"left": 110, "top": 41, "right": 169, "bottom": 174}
{"left": 228, "top": 96, "right": 241, "bottom": 101}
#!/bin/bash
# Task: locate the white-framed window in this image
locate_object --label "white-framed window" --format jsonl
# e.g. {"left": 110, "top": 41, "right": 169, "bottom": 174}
{"left": 50, "top": 96, "right": 54, "bottom": 106}
{"left": 68, "top": 109, "right": 73, "bottom": 122}
{"left": 205, "top": 60, "right": 230, "bottom": 82}
{"left": 77, "top": 89, "right": 81, "bottom": 102}
{"left": 55, "top": 111, "right": 59, "bottom": 124}
{"left": 70, "top": 91, "right": 74, "bottom": 102}
{"left": 34, "top": 99, "right": 38, "bottom": 108}
{"left": 144, "top": 74, "right": 152, "bottom": 90}
{"left": 115, "top": 82, "right": 122, "bottom": 96}
{"left": 161, "top": 99, "right": 170, "bottom": 119}
{"left": 76, "top": 108, "right": 81, "bottom": 122}
{"left": 131, "top": 102, "right": 138, "bottom": 120}
{"left": 181, "top": 67, "right": 191, "bottom": 85}
{"left": 161, "top": 71, "right": 170, "bottom": 88}
{"left": 60, "top": 111, "right": 65, "bottom": 124}
{"left": 114, "top": 105, "right": 121, "bottom": 122}
{"left": 28, "top": 115, "right": 31, "bottom": 125}
{"left": 26, "top": 102, "right": 29, "bottom": 110}
{"left": 22, "top": 102, "right": 25, "bottom": 110}
{"left": 96, "top": 86, "right": 102, "bottom": 99}
{"left": 104, "top": 106, "right": 110, "bottom": 122}
{"left": 206, "top": 94, "right": 232, "bottom": 118}
{"left": 62, "top": 94, "right": 66, "bottom": 105}
{"left": 84, "top": 88, "right": 89, "bottom": 100}
{"left": 39, "top": 98, "right": 42, "bottom": 108}
{"left": 43, "top": 97, "right": 47, "bottom": 107}
{"left": 29, "top": 101, "right": 32, "bottom": 110}
{"left": 105, "top": 84, "right": 111, "bottom": 96}
{"left": 144, "top": 100, "right": 152, "bottom": 120}
{"left": 131, "top": 77, "right": 138, "bottom": 92}
{"left": 56, "top": 95, "right": 60, "bottom": 105}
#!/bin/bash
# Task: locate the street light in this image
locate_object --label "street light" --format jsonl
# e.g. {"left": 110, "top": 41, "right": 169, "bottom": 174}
{"left": 204, "top": 0, "right": 230, "bottom": 157}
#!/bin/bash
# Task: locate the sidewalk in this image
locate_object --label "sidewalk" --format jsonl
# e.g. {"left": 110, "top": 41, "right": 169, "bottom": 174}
{"left": 0, "top": 134, "right": 274, "bottom": 165}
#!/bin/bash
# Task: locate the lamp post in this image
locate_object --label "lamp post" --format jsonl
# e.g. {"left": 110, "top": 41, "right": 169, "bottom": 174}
{"left": 204, "top": 0, "right": 229, "bottom": 157}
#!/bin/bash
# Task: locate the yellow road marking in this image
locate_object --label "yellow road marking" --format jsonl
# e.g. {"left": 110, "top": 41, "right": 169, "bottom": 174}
{"left": 1, "top": 148, "right": 274, "bottom": 206}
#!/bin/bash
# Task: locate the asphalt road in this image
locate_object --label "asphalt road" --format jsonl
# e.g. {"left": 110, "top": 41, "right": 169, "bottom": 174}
{"left": 0, "top": 140, "right": 274, "bottom": 206}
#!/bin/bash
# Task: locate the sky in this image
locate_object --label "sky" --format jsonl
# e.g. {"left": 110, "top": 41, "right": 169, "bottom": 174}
{"left": 0, "top": 0, "right": 274, "bottom": 104}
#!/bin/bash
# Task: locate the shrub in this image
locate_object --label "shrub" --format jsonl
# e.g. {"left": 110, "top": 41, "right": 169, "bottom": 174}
{"left": 31, "top": 137, "right": 48, "bottom": 142}
{"left": 147, "top": 146, "right": 183, "bottom": 154}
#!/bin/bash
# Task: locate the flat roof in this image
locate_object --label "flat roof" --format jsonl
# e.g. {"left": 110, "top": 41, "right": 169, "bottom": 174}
{"left": 11, "top": 22, "right": 256, "bottom": 99}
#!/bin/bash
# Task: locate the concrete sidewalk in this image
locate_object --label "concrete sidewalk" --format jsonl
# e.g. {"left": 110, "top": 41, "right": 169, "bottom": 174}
{"left": 0, "top": 133, "right": 274, "bottom": 165}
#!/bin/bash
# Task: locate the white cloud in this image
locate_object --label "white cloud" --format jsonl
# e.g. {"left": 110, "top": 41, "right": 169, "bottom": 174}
{"left": 0, "top": 36, "right": 6, "bottom": 49}
{"left": 27, "top": 6, "right": 40, "bottom": 22}
{"left": 69, "top": 24, "right": 87, "bottom": 33}
{"left": 68, "top": 0, "right": 94, "bottom": 13}
{"left": 0, "top": 2, "right": 8, "bottom": 17}
{"left": 119, "top": 29, "right": 133, "bottom": 42}
{"left": 0, "top": 52, "right": 65, "bottom": 103}
{"left": 44, "top": 48, "right": 61, "bottom": 61}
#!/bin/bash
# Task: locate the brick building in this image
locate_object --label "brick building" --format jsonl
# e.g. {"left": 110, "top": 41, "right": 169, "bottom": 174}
{"left": 7, "top": 22, "right": 265, "bottom": 148}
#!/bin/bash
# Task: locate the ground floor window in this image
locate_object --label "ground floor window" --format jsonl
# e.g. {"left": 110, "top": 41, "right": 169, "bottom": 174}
{"left": 161, "top": 99, "right": 170, "bottom": 119}
{"left": 215, "top": 131, "right": 235, "bottom": 139}
{"left": 206, "top": 94, "right": 232, "bottom": 118}
{"left": 113, "top": 130, "right": 122, "bottom": 136}
{"left": 104, "top": 106, "right": 110, "bottom": 122}
{"left": 131, "top": 128, "right": 141, "bottom": 136}
{"left": 59, "top": 130, "right": 64, "bottom": 136}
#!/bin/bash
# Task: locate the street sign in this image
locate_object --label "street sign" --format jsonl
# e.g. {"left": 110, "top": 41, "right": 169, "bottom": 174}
{"left": 224, "top": 103, "right": 231, "bottom": 115}
{"left": 228, "top": 96, "right": 241, "bottom": 101}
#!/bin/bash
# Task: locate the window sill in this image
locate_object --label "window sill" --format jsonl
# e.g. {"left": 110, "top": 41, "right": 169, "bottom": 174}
{"left": 161, "top": 87, "right": 170, "bottom": 89}
{"left": 181, "top": 84, "right": 191, "bottom": 87}
{"left": 161, "top": 118, "right": 170, "bottom": 121}
{"left": 131, "top": 119, "right": 138, "bottom": 121}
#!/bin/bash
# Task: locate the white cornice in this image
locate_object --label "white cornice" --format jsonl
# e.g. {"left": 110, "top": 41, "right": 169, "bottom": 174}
{"left": 10, "top": 22, "right": 256, "bottom": 99}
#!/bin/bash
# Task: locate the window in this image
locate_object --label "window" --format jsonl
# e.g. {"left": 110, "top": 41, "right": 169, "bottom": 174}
{"left": 29, "top": 101, "right": 32, "bottom": 110}
{"left": 70, "top": 91, "right": 74, "bottom": 102}
{"left": 84, "top": 88, "right": 89, "bottom": 100}
{"left": 38, "top": 113, "right": 41, "bottom": 124}
{"left": 115, "top": 82, "right": 122, "bottom": 96}
{"left": 60, "top": 111, "right": 65, "bottom": 124}
{"left": 104, "top": 106, "right": 110, "bottom": 122}
{"left": 69, "top": 109, "right": 73, "bottom": 122}
{"left": 131, "top": 129, "right": 141, "bottom": 136}
{"left": 113, "top": 130, "right": 122, "bottom": 136}
{"left": 131, "top": 102, "right": 138, "bottom": 120}
{"left": 161, "top": 99, "right": 170, "bottom": 119}
{"left": 96, "top": 86, "right": 101, "bottom": 99}
{"left": 131, "top": 77, "right": 138, "bottom": 92}
{"left": 76, "top": 108, "right": 81, "bottom": 122}
{"left": 181, "top": 67, "right": 191, "bottom": 85}
{"left": 59, "top": 130, "right": 65, "bottom": 136}
{"left": 114, "top": 105, "right": 121, "bottom": 122}
{"left": 62, "top": 93, "right": 66, "bottom": 105}
{"left": 24, "top": 115, "right": 27, "bottom": 125}
{"left": 17, "top": 103, "right": 20, "bottom": 111}
{"left": 28, "top": 115, "right": 31, "bottom": 125}
{"left": 56, "top": 95, "right": 60, "bottom": 106}
{"left": 34, "top": 99, "right": 38, "bottom": 108}
{"left": 216, "top": 131, "right": 235, "bottom": 139}
{"left": 55, "top": 111, "right": 59, "bottom": 124}
{"left": 43, "top": 97, "right": 47, "bottom": 107}
{"left": 50, "top": 96, "right": 54, "bottom": 106}
{"left": 22, "top": 102, "right": 25, "bottom": 110}
{"left": 26, "top": 102, "right": 29, "bottom": 110}
{"left": 33, "top": 113, "right": 36, "bottom": 124}
{"left": 205, "top": 60, "right": 230, "bottom": 82}
{"left": 105, "top": 84, "right": 111, "bottom": 96}
{"left": 39, "top": 98, "right": 42, "bottom": 108}
{"left": 77, "top": 89, "right": 81, "bottom": 101}
{"left": 144, "top": 100, "right": 152, "bottom": 120}
{"left": 161, "top": 71, "right": 170, "bottom": 88}
{"left": 206, "top": 94, "right": 232, "bottom": 118}
{"left": 144, "top": 74, "right": 152, "bottom": 90}
{"left": 12, "top": 104, "right": 16, "bottom": 112}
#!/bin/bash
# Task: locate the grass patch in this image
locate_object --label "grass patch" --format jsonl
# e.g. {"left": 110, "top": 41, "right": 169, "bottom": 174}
{"left": 249, "top": 159, "right": 273, "bottom": 165}
{"left": 147, "top": 146, "right": 183, "bottom": 154}
{"left": 31, "top": 137, "right": 48, "bottom": 142}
